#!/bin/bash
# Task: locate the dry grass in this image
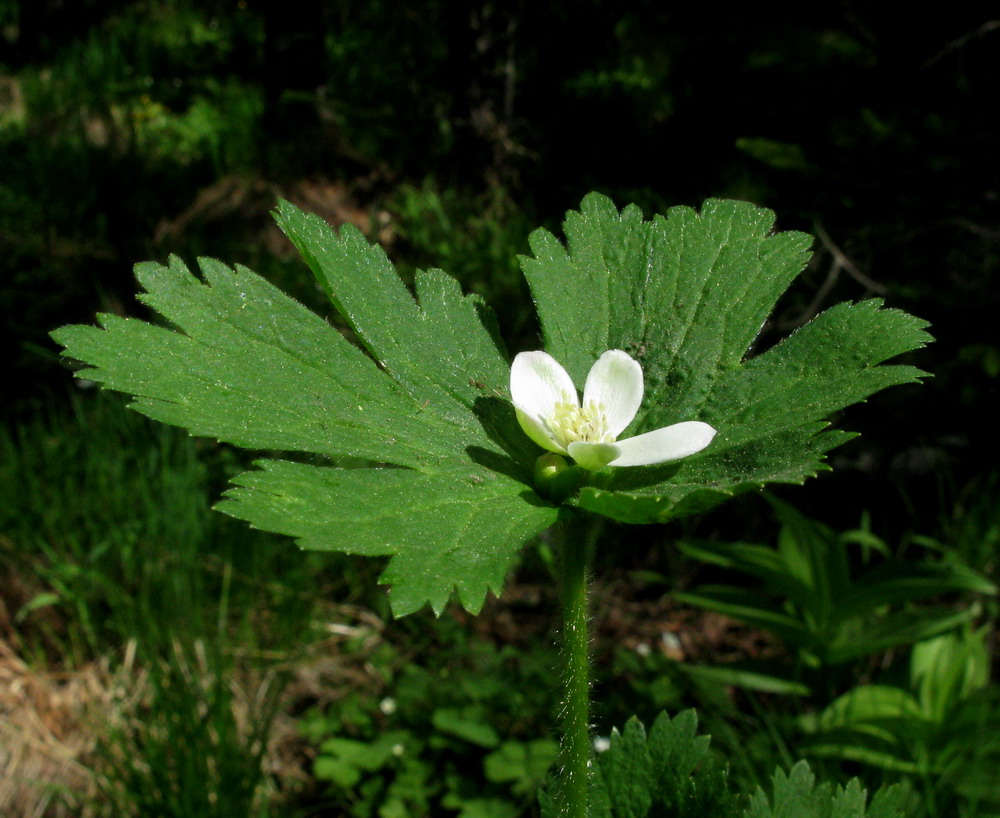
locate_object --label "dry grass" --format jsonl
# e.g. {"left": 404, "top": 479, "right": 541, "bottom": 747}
{"left": 0, "top": 637, "right": 105, "bottom": 817}
{"left": 0, "top": 601, "right": 390, "bottom": 817}
{"left": 1, "top": 564, "right": 779, "bottom": 817}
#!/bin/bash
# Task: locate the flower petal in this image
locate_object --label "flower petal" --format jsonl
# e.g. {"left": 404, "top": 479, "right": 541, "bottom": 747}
{"left": 510, "top": 351, "right": 579, "bottom": 452}
{"left": 515, "top": 408, "right": 568, "bottom": 454}
{"left": 568, "top": 441, "right": 622, "bottom": 471}
{"left": 582, "top": 350, "right": 643, "bottom": 438}
{"left": 510, "top": 351, "right": 579, "bottom": 414}
{"left": 609, "top": 421, "right": 717, "bottom": 467}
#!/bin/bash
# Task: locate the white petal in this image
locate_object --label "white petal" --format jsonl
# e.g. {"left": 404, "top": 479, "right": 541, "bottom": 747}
{"left": 510, "top": 351, "right": 579, "bottom": 452}
{"left": 515, "top": 408, "right": 568, "bottom": 454}
{"left": 568, "top": 441, "right": 622, "bottom": 471}
{"left": 582, "top": 350, "right": 643, "bottom": 438}
{"left": 510, "top": 351, "right": 579, "bottom": 416}
{"left": 609, "top": 421, "right": 717, "bottom": 467}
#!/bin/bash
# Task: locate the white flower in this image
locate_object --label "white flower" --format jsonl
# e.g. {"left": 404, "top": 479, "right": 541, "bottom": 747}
{"left": 510, "top": 349, "right": 717, "bottom": 471}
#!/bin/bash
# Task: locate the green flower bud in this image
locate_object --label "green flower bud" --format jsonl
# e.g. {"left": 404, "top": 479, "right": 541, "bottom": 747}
{"left": 533, "top": 453, "right": 583, "bottom": 501}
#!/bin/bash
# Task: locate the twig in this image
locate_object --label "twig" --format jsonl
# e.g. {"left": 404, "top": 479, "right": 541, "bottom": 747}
{"left": 925, "top": 20, "right": 1000, "bottom": 66}
{"left": 813, "top": 222, "right": 887, "bottom": 294}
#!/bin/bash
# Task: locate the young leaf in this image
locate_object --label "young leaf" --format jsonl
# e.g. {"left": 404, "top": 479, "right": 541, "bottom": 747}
{"left": 521, "top": 194, "right": 931, "bottom": 523}
{"left": 744, "top": 761, "right": 909, "bottom": 818}
{"left": 538, "top": 710, "right": 737, "bottom": 818}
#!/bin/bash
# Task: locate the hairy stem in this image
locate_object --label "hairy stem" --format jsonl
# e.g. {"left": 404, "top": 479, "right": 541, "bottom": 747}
{"left": 558, "top": 514, "right": 595, "bottom": 816}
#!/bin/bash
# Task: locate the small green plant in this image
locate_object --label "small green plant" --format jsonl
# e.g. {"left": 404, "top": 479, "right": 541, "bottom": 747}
{"left": 53, "top": 194, "right": 930, "bottom": 814}
{"left": 743, "top": 762, "right": 911, "bottom": 818}
{"left": 541, "top": 710, "right": 738, "bottom": 818}
{"left": 674, "top": 496, "right": 995, "bottom": 690}
{"left": 298, "top": 624, "right": 557, "bottom": 816}
{"left": 803, "top": 626, "right": 1000, "bottom": 814}
{"left": 537, "top": 711, "right": 910, "bottom": 818}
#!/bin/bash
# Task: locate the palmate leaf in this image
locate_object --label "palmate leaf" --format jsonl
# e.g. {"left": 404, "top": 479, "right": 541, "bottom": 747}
{"left": 744, "top": 762, "right": 909, "bottom": 818}
{"left": 52, "top": 203, "right": 558, "bottom": 616}
{"left": 522, "top": 194, "right": 931, "bottom": 523}
{"left": 538, "top": 711, "right": 737, "bottom": 818}
{"left": 538, "top": 711, "right": 907, "bottom": 816}
{"left": 53, "top": 194, "right": 929, "bottom": 615}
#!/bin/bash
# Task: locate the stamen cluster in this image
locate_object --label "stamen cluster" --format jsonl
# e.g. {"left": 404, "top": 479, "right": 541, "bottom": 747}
{"left": 547, "top": 400, "right": 612, "bottom": 449}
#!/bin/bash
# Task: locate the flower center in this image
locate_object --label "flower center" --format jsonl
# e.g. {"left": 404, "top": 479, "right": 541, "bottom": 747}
{"left": 546, "top": 399, "right": 613, "bottom": 450}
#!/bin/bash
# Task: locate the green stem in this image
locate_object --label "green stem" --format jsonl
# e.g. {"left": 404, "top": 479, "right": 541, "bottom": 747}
{"left": 558, "top": 515, "right": 593, "bottom": 817}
